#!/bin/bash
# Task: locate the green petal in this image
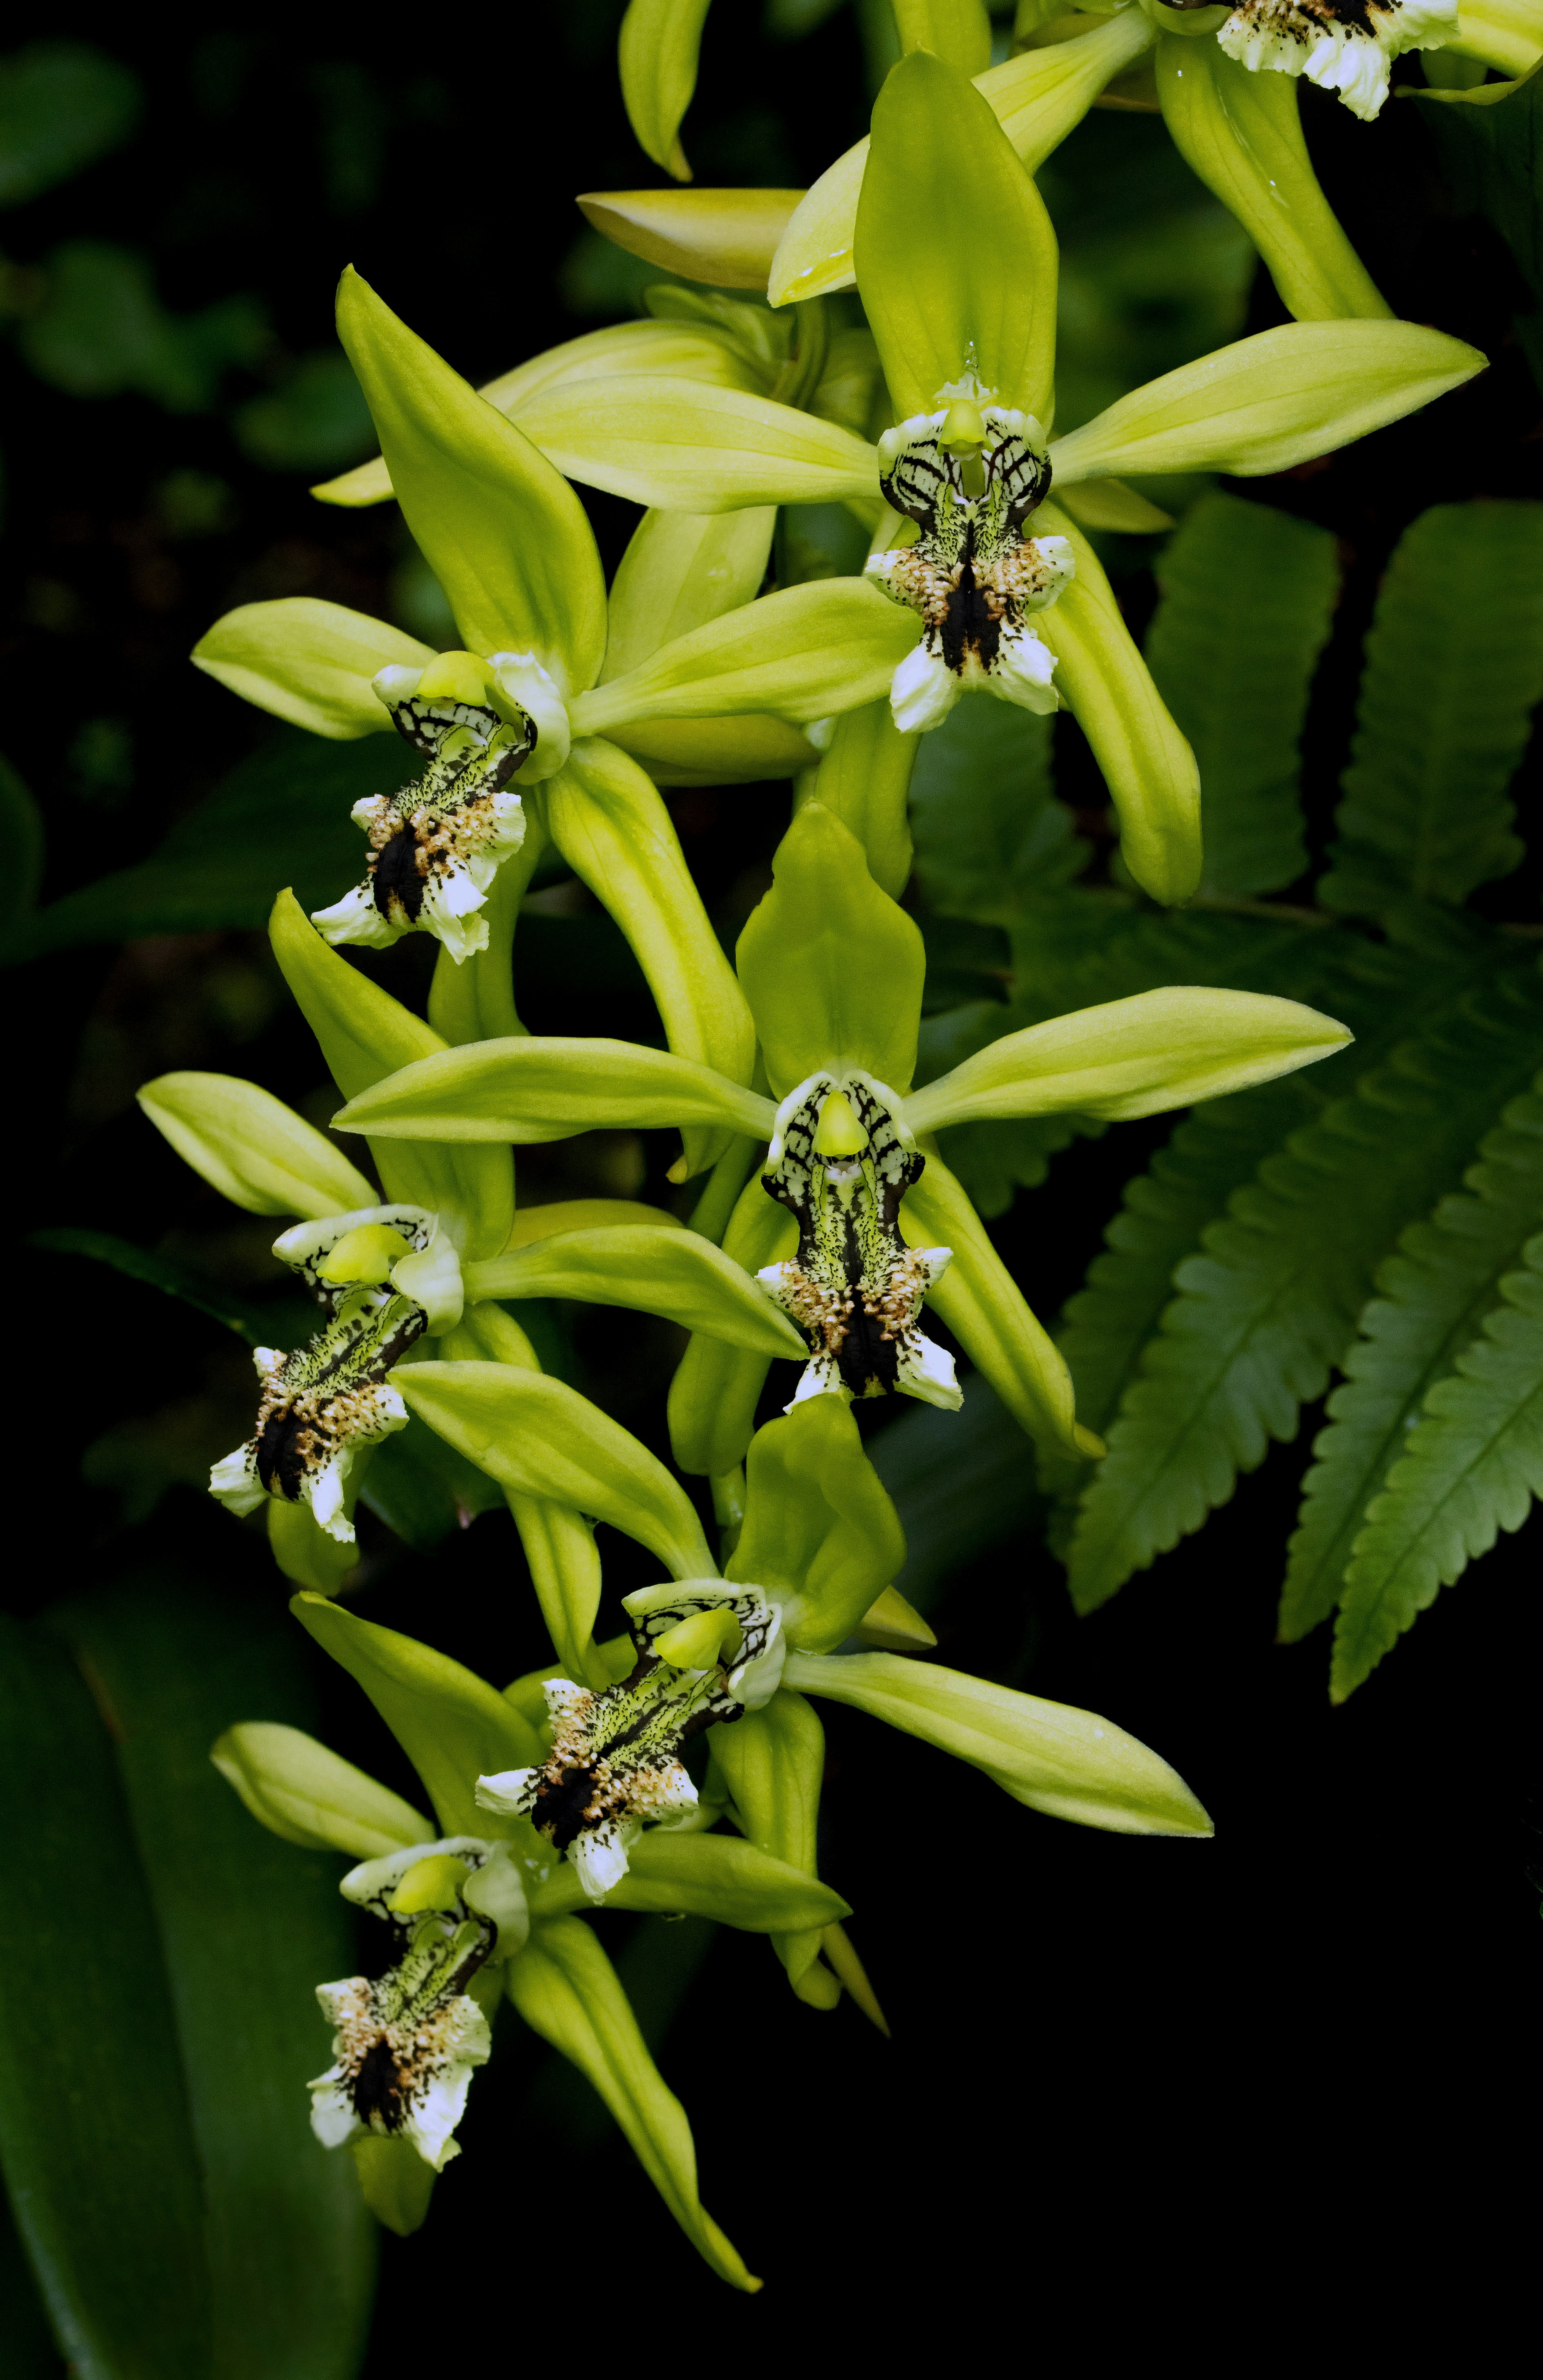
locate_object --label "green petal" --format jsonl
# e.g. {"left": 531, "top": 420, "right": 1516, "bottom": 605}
{"left": 395, "top": 1362, "right": 716, "bottom": 1578}
{"left": 708, "top": 1689, "right": 830, "bottom": 1986}
{"left": 333, "top": 1034, "right": 772, "bottom": 1146}
{"left": 606, "top": 713, "right": 818, "bottom": 785}
{"left": 1048, "top": 319, "right": 1487, "bottom": 485}
{"left": 1442, "top": 0, "right": 1543, "bottom": 74}
{"left": 856, "top": 47, "right": 1058, "bottom": 421}
{"left": 291, "top": 1591, "right": 540, "bottom": 1837}
{"left": 270, "top": 890, "right": 514, "bottom": 1257}
{"left": 602, "top": 507, "right": 776, "bottom": 684}
{"left": 668, "top": 1176, "right": 796, "bottom": 1476}
{"left": 736, "top": 801, "right": 925, "bottom": 1097}
{"left": 527, "top": 1828, "right": 847, "bottom": 1931}
{"left": 903, "top": 1146, "right": 1094, "bottom": 1459}
{"left": 1155, "top": 37, "right": 1390, "bottom": 322}
{"left": 1034, "top": 505, "right": 1201, "bottom": 908}
{"left": 907, "top": 987, "right": 1351, "bottom": 1134}
{"left": 730, "top": 1397, "right": 906, "bottom": 1651}
{"left": 768, "top": 14, "right": 1149, "bottom": 307}
{"left": 781, "top": 1651, "right": 1214, "bottom": 1835}
{"left": 335, "top": 268, "right": 606, "bottom": 695}
{"left": 507, "top": 1915, "right": 760, "bottom": 2289}
{"left": 577, "top": 187, "right": 804, "bottom": 288}
{"left": 618, "top": 0, "right": 713, "bottom": 180}
{"left": 517, "top": 375, "right": 877, "bottom": 511}
{"left": 795, "top": 696, "right": 918, "bottom": 899}
{"left": 545, "top": 739, "right": 757, "bottom": 1173}
{"left": 572, "top": 578, "right": 919, "bottom": 736}
{"left": 209, "top": 1721, "right": 430, "bottom": 1856}
{"left": 192, "top": 597, "right": 430, "bottom": 737}
{"left": 465, "top": 1224, "right": 803, "bottom": 1356}
{"left": 1054, "top": 478, "right": 1174, "bottom": 535}
{"left": 137, "top": 1070, "right": 376, "bottom": 1219}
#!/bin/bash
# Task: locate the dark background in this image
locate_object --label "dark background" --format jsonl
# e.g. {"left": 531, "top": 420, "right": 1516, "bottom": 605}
{"left": 2, "top": 1, "right": 1535, "bottom": 2352}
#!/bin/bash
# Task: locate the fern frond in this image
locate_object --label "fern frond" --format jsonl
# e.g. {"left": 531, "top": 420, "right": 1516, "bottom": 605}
{"left": 1332, "top": 1233, "right": 1543, "bottom": 1698}
{"left": 910, "top": 697, "right": 1084, "bottom": 923}
{"left": 1064, "top": 964, "right": 1543, "bottom": 1613}
{"left": 1145, "top": 492, "right": 1338, "bottom": 898}
{"left": 1280, "top": 1082, "right": 1543, "bottom": 1643}
{"left": 1320, "top": 501, "right": 1543, "bottom": 916}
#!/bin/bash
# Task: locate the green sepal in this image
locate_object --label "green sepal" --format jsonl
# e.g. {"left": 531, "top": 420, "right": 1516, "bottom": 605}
{"left": 394, "top": 1362, "right": 716, "bottom": 1578}
{"left": 516, "top": 375, "right": 877, "bottom": 512}
{"left": 797, "top": 697, "right": 918, "bottom": 899}
{"left": 209, "top": 1721, "right": 431, "bottom": 1857}
{"left": 349, "top": 2137, "right": 435, "bottom": 2239}
{"left": 270, "top": 889, "right": 514, "bottom": 1256}
{"left": 784, "top": 1649, "right": 1213, "bottom": 1835}
{"left": 737, "top": 802, "right": 925, "bottom": 1097}
{"left": 855, "top": 47, "right": 1058, "bottom": 421}
{"left": 291, "top": 1591, "right": 541, "bottom": 1837}
{"left": 192, "top": 597, "right": 431, "bottom": 738}
{"left": 576, "top": 186, "right": 805, "bottom": 289}
{"left": 709, "top": 1689, "right": 828, "bottom": 1986}
{"left": 335, "top": 268, "right": 606, "bottom": 696}
{"left": 333, "top": 1033, "right": 774, "bottom": 1149}
{"left": 465, "top": 1224, "right": 804, "bottom": 1356}
{"left": 137, "top": 1070, "right": 376, "bottom": 1219}
{"left": 526, "top": 1827, "right": 848, "bottom": 1932}
{"left": 601, "top": 506, "right": 776, "bottom": 684}
{"left": 506, "top": 1915, "right": 760, "bottom": 2291}
{"left": 510, "top": 1495, "right": 608, "bottom": 1691}
{"left": 605, "top": 713, "right": 819, "bottom": 787}
{"left": 619, "top": 0, "right": 713, "bottom": 179}
{"left": 268, "top": 1497, "right": 359, "bottom": 1595}
{"left": 730, "top": 1397, "right": 906, "bottom": 1651}
{"left": 668, "top": 1177, "right": 796, "bottom": 1475}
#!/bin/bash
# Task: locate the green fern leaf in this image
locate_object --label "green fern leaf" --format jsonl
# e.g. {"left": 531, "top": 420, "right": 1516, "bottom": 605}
{"left": 910, "top": 695, "right": 1085, "bottom": 924}
{"left": 1144, "top": 492, "right": 1338, "bottom": 898}
{"left": 1064, "top": 963, "right": 1543, "bottom": 1613}
{"left": 1332, "top": 1232, "right": 1543, "bottom": 1699}
{"left": 1280, "top": 1081, "right": 1543, "bottom": 1643}
{"left": 1320, "top": 501, "right": 1543, "bottom": 916}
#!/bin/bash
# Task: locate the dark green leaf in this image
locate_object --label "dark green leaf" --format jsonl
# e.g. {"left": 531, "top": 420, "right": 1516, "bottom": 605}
{"left": 18, "top": 244, "right": 266, "bottom": 413}
{"left": 868, "top": 1376, "right": 1041, "bottom": 1610}
{"left": 0, "top": 2185, "right": 59, "bottom": 2375}
{"left": 231, "top": 355, "right": 375, "bottom": 475}
{"left": 909, "top": 696, "right": 1085, "bottom": 925}
{"left": 359, "top": 1414, "right": 504, "bottom": 1551}
{"left": 27, "top": 1226, "right": 310, "bottom": 1347}
{"left": 1321, "top": 502, "right": 1543, "bottom": 915}
{"left": 0, "top": 45, "right": 139, "bottom": 208}
{"left": 1145, "top": 492, "right": 1337, "bottom": 897}
{"left": 0, "top": 754, "right": 43, "bottom": 930}
{"left": 1420, "top": 69, "right": 1543, "bottom": 309}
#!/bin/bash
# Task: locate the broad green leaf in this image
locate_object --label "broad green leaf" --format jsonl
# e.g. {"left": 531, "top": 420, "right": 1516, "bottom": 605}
{"left": 210, "top": 1721, "right": 431, "bottom": 1856}
{"left": 856, "top": 47, "right": 1057, "bottom": 421}
{"left": 1067, "top": 962, "right": 1543, "bottom": 1611}
{"left": 619, "top": 0, "right": 713, "bottom": 178}
{"left": 0, "top": 1615, "right": 210, "bottom": 2379}
{"left": 335, "top": 270, "right": 606, "bottom": 695}
{"left": 1154, "top": 38, "right": 1390, "bottom": 322}
{"left": 1420, "top": 47, "right": 1543, "bottom": 309}
{"left": 26, "top": 1223, "right": 309, "bottom": 1347}
{"left": 1145, "top": 492, "right": 1337, "bottom": 898}
{"left": 137, "top": 1070, "right": 376, "bottom": 1219}
{"left": 0, "top": 2189, "right": 56, "bottom": 2376}
{"left": 1035, "top": 504, "right": 1202, "bottom": 908}
{"left": 570, "top": 578, "right": 920, "bottom": 736}
{"left": 0, "top": 43, "right": 139, "bottom": 206}
{"left": 909, "top": 694, "right": 1081, "bottom": 920}
{"left": 527, "top": 1826, "right": 846, "bottom": 1932}
{"left": 192, "top": 597, "right": 430, "bottom": 738}
{"left": 516, "top": 375, "right": 876, "bottom": 511}
{"left": 466, "top": 1225, "right": 802, "bottom": 1356}
{"left": 1321, "top": 501, "right": 1543, "bottom": 915}
{"left": 737, "top": 801, "right": 926, "bottom": 1096}
{"left": 1332, "top": 1235, "right": 1543, "bottom": 1696}
{"left": 798, "top": 697, "right": 917, "bottom": 900}
{"left": 602, "top": 506, "right": 775, "bottom": 684}
{"left": 0, "top": 752, "right": 42, "bottom": 934}
{"left": 906, "top": 986, "right": 1350, "bottom": 1135}
{"left": 544, "top": 738, "right": 757, "bottom": 1170}
{"left": 768, "top": 13, "right": 1149, "bottom": 306}
{"left": 668, "top": 1177, "right": 797, "bottom": 1476}
{"left": 51, "top": 1584, "right": 376, "bottom": 2380}
{"left": 730, "top": 1397, "right": 906, "bottom": 1649}
{"left": 396, "top": 1362, "right": 716, "bottom": 1578}
{"left": 783, "top": 1651, "right": 1212, "bottom": 1835}
{"left": 709, "top": 1689, "right": 830, "bottom": 1988}
{"left": 1048, "top": 321, "right": 1485, "bottom": 486}
{"left": 507, "top": 1915, "right": 759, "bottom": 2288}
{"left": 334, "top": 1035, "right": 773, "bottom": 1145}
{"left": 577, "top": 187, "right": 805, "bottom": 289}
{"left": 1281, "top": 1078, "right": 1543, "bottom": 1646}
{"left": 270, "top": 890, "right": 514, "bottom": 1256}
{"left": 291, "top": 1591, "right": 540, "bottom": 1836}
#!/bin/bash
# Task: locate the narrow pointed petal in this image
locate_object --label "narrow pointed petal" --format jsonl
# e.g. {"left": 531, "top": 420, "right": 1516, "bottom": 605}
{"left": 515, "top": 375, "right": 877, "bottom": 512}
{"left": 577, "top": 187, "right": 803, "bottom": 288}
{"left": 709, "top": 1688, "right": 830, "bottom": 1989}
{"left": 332, "top": 1034, "right": 774, "bottom": 1146}
{"left": 1049, "top": 319, "right": 1486, "bottom": 488}
{"left": 335, "top": 268, "right": 606, "bottom": 696}
{"left": 602, "top": 507, "right": 776, "bottom": 684}
{"left": 669, "top": 1175, "right": 796, "bottom": 1477}
{"left": 527, "top": 1829, "right": 848, "bottom": 1930}
{"left": 800, "top": 698, "right": 919, "bottom": 900}
{"left": 137, "top": 1071, "right": 376, "bottom": 1219}
{"left": 464, "top": 1225, "right": 805, "bottom": 1357}
{"left": 781, "top": 1651, "right": 1214, "bottom": 1836}
{"left": 192, "top": 598, "right": 430, "bottom": 737}
{"left": 606, "top": 714, "right": 818, "bottom": 785}
{"left": 729, "top": 1396, "right": 906, "bottom": 1650}
{"left": 210, "top": 1722, "right": 431, "bottom": 1856}
{"left": 619, "top": 0, "right": 713, "bottom": 179}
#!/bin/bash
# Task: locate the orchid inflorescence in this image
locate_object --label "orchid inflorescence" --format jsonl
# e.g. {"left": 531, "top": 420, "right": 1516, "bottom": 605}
{"left": 127, "top": 0, "right": 1497, "bottom": 2290}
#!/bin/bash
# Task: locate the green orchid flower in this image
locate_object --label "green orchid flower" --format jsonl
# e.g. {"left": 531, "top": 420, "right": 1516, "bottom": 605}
{"left": 211, "top": 1590, "right": 853, "bottom": 2286}
{"left": 324, "top": 802, "right": 1352, "bottom": 1474}
{"left": 530, "top": 49, "right": 1483, "bottom": 905}
{"left": 438, "top": 1390, "right": 1214, "bottom": 2019}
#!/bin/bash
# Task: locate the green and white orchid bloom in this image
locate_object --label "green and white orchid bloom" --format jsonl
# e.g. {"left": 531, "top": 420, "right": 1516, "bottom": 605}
{"left": 462, "top": 1391, "right": 1213, "bottom": 2015}
{"left": 212, "top": 1591, "right": 854, "bottom": 2285}
{"left": 326, "top": 803, "right": 1352, "bottom": 1471}
{"left": 530, "top": 49, "right": 1484, "bottom": 905}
